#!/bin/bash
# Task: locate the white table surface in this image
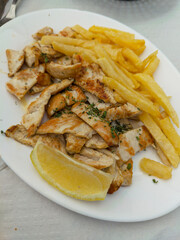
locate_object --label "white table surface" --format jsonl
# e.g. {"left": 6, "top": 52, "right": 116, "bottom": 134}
{"left": 1, "top": 0, "right": 180, "bottom": 239}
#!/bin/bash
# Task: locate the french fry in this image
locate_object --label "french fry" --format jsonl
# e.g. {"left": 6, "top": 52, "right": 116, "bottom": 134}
{"left": 72, "top": 25, "right": 95, "bottom": 40}
{"left": 143, "top": 50, "right": 158, "bottom": 67}
{"left": 52, "top": 42, "right": 96, "bottom": 63}
{"left": 135, "top": 73, "right": 179, "bottom": 127}
{"left": 118, "top": 64, "right": 140, "bottom": 89}
{"left": 139, "top": 113, "right": 180, "bottom": 168}
{"left": 102, "top": 76, "right": 161, "bottom": 118}
{"left": 143, "top": 56, "right": 160, "bottom": 75}
{"left": 140, "top": 158, "right": 172, "bottom": 179}
{"left": 94, "top": 45, "right": 136, "bottom": 88}
{"left": 133, "top": 45, "right": 146, "bottom": 56}
{"left": 97, "top": 58, "right": 135, "bottom": 88}
{"left": 89, "top": 25, "right": 135, "bottom": 39}
{"left": 74, "top": 32, "right": 86, "bottom": 39}
{"left": 41, "top": 35, "right": 86, "bottom": 46}
{"left": 159, "top": 117, "right": 180, "bottom": 155}
{"left": 93, "top": 33, "right": 112, "bottom": 43}
{"left": 117, "top": 51, "right": 139, "bottom": 73}
{"left": 137, "top": 90, "right": 154, "bottom": 101}
{"left": 104, "top": 31, "right": 145, "bottom": 50}
{"left": 102, "top": 44, "right": 121, "bottom": 61}
{"left": 154, "top": 142, "right": 171, "bottom": 166}
{"left": 113, "top": 91, "right": 126, "bottom": 104}
{"left": 121, "top": 47, "right": 144, "bottom": 70}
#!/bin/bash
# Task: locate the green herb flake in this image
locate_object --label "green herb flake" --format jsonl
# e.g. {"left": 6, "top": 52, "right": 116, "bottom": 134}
{"left": 136, "top": 136, "right": 140, "bottom": 141}
{"left": 127, "top": 163, "right": 132, "bottom": 170}
{"left": 152, "top": 179, "right": 158, "bottom": 184}
{"left": 101, "top": 111, "right": 107, "bottom": 119}
{"left": 54, "top": 112, "right": 62, "bottom": 118}
{"left": 1, "top": 130, "right": 5, "bottom": 134}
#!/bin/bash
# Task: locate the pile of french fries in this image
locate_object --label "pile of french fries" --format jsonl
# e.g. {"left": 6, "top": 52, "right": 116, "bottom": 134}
{"left": 41, "top": 25, "right": 180, "bottom": 179}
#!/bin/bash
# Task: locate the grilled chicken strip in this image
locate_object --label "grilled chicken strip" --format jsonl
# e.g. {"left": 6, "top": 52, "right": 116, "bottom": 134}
{"left": 46, "top": 61, "right": 82, "bottom": 79}
{"left": 74, "top": 147, "right": 114, "bottom": 169}
{"left": 32, "top": 26, "right": 54, "bottom": 40}
{"left": 85, "top": 134, "right": 108, "bottom": 149}
{"left": 117, "top": 159, "right": 133, "bottom": 186}
{"left": 29, "top": 73, "right": 52, "bottom": 95}
{"left": 39, "top": 44, "right": 62, "bottom": 60}
{"left": 117, "top": 126, "right": 154, "bottom": 162}
{"left": 106, "top": 103, "right": 141, "bottom": 121}
{"left": 37, "top": 112, "right": 95, "bottom": 139}
{"left": 6, "top": 49, "right": 24, "bottom": 77}
{"left": 5, "top": 124, "right": 67, "bottom": 154}
{"left": 22, "top": 79, "right": 73, "bottom": 136}
{"left": 46, "top": 94, "right": 66, "bottom": 117}
{"left": 47, "top": 85, "right": 86, "bottom": 117}
{"left": 75, "top": 63, "right": 116, "bottom": 104}
{"left": 6, "top": 66, "right": 45, "bottom": 100}
{"left": 72, "top": 102, "right": 119, "bottom": 146}
{"left": 85, "top": 92, "right": 112, "bottom": 111}
{"left": 56, "top": 56, "right": 73, "bottom": 65}
{"left": 65, "top": 134, "right": 87, "bottom": 154}
{"left": 59, "top": 27, "right": 76, "bottom": 38}
{"left": 98, "top": 149, "right": 119, "bottom": 160}
{"left": 108, "top": 164, "right": 124, "bottom": 194}
{"left": 62, "top": 85, "right": 86, "bottom": 106}
{"left": 24, "top": 42, "right": 41, "bottom": 67}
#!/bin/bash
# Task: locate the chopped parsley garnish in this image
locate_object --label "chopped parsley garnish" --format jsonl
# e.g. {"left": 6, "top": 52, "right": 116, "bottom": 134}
{"left": 54, "top": 112, "right": 62, "bottom": 118}
{"left": 1, "top": 130, "right": 5, "bottom": 134}
{"left": 136, "top": 136, "right": 140, "bottom": 141}
{"left": 66, "top": 86, "right": 72, "bottom": 91}
{"left": 152, "top": 179, "right": 158, "bottom": 184}
{"left": 98, "top": 99, "right": 104, "bottom": 103}
{"left": 41, "top": 53, "right": 49, "bottom": 63}
{"left": 85, "top": 104, "right": 130, "bottom": 138}
{"left": 101, "top": 111, "right": 107, "bottom": 119}
{"left": 127, "top": 163, "right": 132, "bottom": 170}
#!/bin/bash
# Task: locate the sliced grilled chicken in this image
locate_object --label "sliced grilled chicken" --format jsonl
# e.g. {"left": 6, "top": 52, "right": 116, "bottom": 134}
{"left": 37, "top": 112, "right": 95, "bottom": 139}
{"left": 74, "top": 147, "right": 113, "bottom": 169}
{"left": 62, "top": 85, "right": 86, "bottom": 105}
{"left": 98, "top": 149, "right": 119, "bottom": 160}
{"left": 29, "top": 72, "right": 52, "bottom": 95}
{"left": 75, "top": 63, "right": 116, "bottom": 104}
{"left": 108, "top": 164, "right": 124, "bottom": 194}
{"left": 56, "top": 56, "right": 73, "bottom": 65}
{"left": 32, "top": 26, "right": 54, "bottom": 40}
{"left": 39, "top": 44, "right": 62, "bottom": 60}
{"left": 117, "top": 159, "right": 133, "bottom": 186}
{"left": 59, "top": 27, "right": 75, "bottom": 38}
{"left": 22, "top": 79, "right": 73, "bottom": 136}
{"left": 5, "top": 124, "right": 67, "bottom": 153}
{"left": 46, "top": 94, "right": 66, "bottom": 117}
{"left": 46, "top": 61, "right": 82, "bottom": 79}
{"left": 72, "top": 102, "right": 119, "bottom": 146}
{"left": 6, "top": 49, "right": 24, "bottom": 77}
{"left": 29, "top": 85, "right": 47, "bottom": 95}
{"left": 85, "top": 134, "right": 108, "bottom": 149}
{"left": 24, "top": 42, "right": 41, "bottom": 67}
{"left": 117, "top": 126, "right": 154, "bottom": 162}
{"left": 106, "top": 103, "right": 141, "bottom": 121}
{"left": 6, "top": 67, "right": 43, "bottom": 100}
{"left": 65, "top": 134, "right": 87, "bottom": 154}
{"left": 85, "top": 92, "right": 112, "bottom": 111}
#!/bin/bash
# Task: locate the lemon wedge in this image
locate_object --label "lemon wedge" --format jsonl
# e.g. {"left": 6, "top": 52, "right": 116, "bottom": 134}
{"left": 30, "top": 142, "right": 113, "bottom": 201}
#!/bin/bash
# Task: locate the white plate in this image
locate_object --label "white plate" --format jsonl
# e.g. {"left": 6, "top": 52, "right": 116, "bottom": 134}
{"left": 0, "top": 9, "right": 180, "bottom": 222}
